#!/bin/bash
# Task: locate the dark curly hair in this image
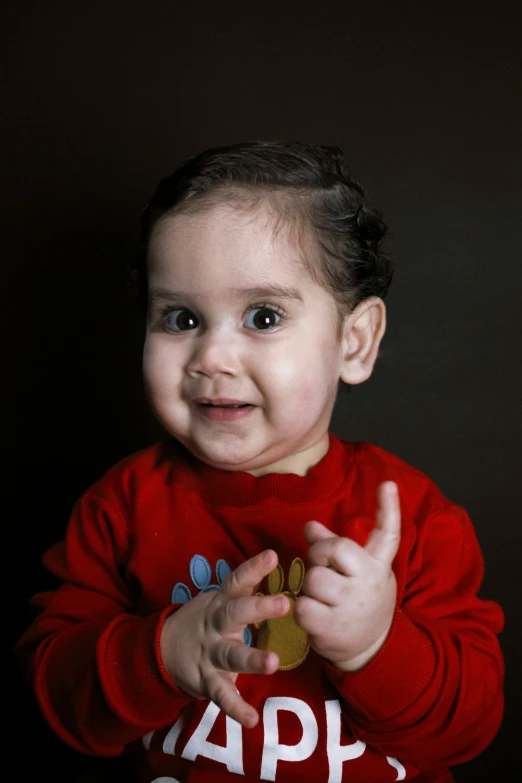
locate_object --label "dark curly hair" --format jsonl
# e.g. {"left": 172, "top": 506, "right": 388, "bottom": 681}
{"left": 134, "top": 140, "right": 393, "bottom": 320}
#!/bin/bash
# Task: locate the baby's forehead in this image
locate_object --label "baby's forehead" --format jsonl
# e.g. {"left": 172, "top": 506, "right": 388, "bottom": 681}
{"left": 151, "top": 196, "right": 314, "bottom": 256}
{"left": 148, "top": 202, "right": 318, "bottom": 285}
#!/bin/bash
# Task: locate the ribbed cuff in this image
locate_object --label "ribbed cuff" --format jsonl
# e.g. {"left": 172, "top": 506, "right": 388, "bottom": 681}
{"left": 325, "top": 609, "right": 436, "bottom": 723}
{"left": 98, "top": 606, "right": 193, "bottom": 728}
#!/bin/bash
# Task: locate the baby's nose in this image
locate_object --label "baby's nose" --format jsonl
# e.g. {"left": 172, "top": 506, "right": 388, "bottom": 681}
{"left": 187, "top": 330, "right": 241, "bottom": 377}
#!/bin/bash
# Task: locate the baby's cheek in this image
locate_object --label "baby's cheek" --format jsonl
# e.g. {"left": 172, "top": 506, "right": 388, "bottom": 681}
{"left": 268, "top": 372, "right": 317, "bottom": 415}
{"left": 285, "top": 364, "right": 334, "bottom": 410}
{"left": 144, "top": 340, "right": 182, "bottom": 392}
{"left": 143, "top": 342, "right": 187, "bottom": 432}
{"left": 143, "top": 339, "right": 164, "bottom": 389}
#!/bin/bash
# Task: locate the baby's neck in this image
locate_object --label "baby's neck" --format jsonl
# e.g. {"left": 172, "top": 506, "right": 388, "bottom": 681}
{"left": 246, "top": 433, "right": 330, "bottom": 478}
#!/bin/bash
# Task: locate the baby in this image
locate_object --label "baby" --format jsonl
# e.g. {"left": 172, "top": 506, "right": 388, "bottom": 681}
{"left": 16, "top": 141, "right": 504, "bottom": 783}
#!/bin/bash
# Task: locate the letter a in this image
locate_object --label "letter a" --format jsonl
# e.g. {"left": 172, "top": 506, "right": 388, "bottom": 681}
{"left": 181, "top": 701, "right": 244, "bottom": 775}
{"left": 260, "top": 697, "right": 318, "bottom": 781}
{"left": 163, "top": 713, "right": 187, "bottom": 756}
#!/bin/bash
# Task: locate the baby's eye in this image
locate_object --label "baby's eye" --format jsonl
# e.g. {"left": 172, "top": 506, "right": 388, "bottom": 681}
{"left": 244, "top": 306, "right": 283, "bottom": 331}
{"left": 165, "top": 309, "right": 199, "bottom": 331}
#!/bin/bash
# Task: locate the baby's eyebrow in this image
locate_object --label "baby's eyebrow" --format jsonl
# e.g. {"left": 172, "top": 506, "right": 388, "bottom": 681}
{"left": 148, "top": 285, "right": 304, "bottom": 305}
{"left": 234, "top": 285, "right": 304, "bottom": 303}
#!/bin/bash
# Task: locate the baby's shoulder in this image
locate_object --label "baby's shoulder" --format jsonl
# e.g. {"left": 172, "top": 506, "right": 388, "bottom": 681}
{"left": 351, "top": 441, "right": 458, "bottom": 521}
{"left": 82, "top": 439, "right": 185, "bottom": 509}
{"left": 354, "top": 441, "right": 435, "bottom": 479}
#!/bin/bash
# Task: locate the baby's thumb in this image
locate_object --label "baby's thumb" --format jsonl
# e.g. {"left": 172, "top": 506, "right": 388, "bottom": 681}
{"left": 304, "top": 520, "right": 337, "bottom": 545}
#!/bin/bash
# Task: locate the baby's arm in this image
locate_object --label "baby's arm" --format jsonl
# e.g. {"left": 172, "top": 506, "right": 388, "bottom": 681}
{"left": 15, "top": 491, "right": 190, "bottom": 756}
{"left": 15, "top": 492, "right": 285, "bottom": 756}
{"left": 296, "top": 485, "right": 504, "bottom": 772}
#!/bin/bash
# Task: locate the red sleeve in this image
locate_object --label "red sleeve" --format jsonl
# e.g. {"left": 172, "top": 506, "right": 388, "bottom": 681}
{"left": 15, "top": 491, "right": 192, "bottom": 756}
{"left": 325, "top": 503, "right": 504, "bottom": 770}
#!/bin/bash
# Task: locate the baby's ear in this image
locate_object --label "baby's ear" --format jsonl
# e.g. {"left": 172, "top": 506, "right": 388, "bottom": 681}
{"left": 339, "top": 297, "right": 386, "bottom": 385}
{"left": 267, "top": 564, "right": 284, "bottom": 595}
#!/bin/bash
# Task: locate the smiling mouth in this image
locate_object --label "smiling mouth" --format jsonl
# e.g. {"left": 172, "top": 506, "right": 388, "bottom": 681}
{"left": 192, "top": 398, "right": 256, "bottom": 421}
{"left": 193, "top": 398, "right": 254, "bottom": 408}
{"left": 201, "top": 403, "right": 252, "bottom": 408}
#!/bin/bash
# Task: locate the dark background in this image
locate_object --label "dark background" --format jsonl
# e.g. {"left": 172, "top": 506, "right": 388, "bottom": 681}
{"left": 6, "top": 1, "right": 521, "bottom": 780}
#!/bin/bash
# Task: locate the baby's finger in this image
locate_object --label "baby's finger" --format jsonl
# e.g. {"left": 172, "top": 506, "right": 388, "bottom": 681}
{"left": 304, "top": 520, "right": 338, "bottom": 545}
{"left": 208, "top": 672, "right": 259, "bottom": 728}
{"left": 307, "top": 535, "right": 365, "bottom": 576}
{"left": 365, "top": 482, "right": 401, "bottom": 564}
{"left": 302, "top": 565, "right": 346, "bottom": 606}
{"left": 220, "top": 550, "right": 279, "bottom": 601}
{"left": 293, "top": 594, "right": 331, "bottom": 636}
{"left": 215, "top": 593, "right": 290, "bottom": 635}
{"left": 211, "top": 639, "right": 279, "bottom": 675}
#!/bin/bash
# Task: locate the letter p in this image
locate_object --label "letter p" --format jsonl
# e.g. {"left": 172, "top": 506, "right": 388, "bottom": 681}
{"left": 260, "top": 697, "right": 319, "bottom": 781}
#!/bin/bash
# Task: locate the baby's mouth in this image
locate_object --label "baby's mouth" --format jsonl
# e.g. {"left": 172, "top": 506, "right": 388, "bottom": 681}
{"left": 192, "top": 398, "right": 256, "bottom": 421}
{"left": 193, "top": 398, "right": 254, "bottom": 408}
{"left": 202, "top": 403, "right": 252, "bottom": 408}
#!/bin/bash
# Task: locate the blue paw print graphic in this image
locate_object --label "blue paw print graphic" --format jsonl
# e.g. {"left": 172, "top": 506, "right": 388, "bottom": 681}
{"left": 171, "top": 555, "right": 252, "bottom": 646}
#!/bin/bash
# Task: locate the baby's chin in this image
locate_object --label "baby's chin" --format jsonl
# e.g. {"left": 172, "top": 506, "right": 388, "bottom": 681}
{"left": 182, "top": 434, "right": 289, "bottom": 475}
{"left": 186, "top": 434, "right": 328, "bottom": 478}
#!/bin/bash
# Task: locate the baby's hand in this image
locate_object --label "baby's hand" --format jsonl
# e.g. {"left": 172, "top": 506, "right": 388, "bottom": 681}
{"left": 160, "top": 550, "right": 289, "bottom": 728}
{"left": 295, "top": 481, "right": 400, "bottom": 672}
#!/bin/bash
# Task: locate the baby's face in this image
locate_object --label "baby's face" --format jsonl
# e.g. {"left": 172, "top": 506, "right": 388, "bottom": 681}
{"left": 143, "top": 200, "right": 345, "bottom": 475}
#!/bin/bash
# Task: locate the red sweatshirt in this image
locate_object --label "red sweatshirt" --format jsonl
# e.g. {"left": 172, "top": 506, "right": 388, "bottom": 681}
{"left": 16, "top": 434, "right": 504, "bottom": 782}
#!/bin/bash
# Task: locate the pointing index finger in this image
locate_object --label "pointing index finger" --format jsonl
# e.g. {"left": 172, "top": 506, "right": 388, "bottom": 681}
{"left": 364, "top": 481, "right": 401, "bottom": 564}
{"left": 219, "top": 550, "right": 279, "bottom": 601}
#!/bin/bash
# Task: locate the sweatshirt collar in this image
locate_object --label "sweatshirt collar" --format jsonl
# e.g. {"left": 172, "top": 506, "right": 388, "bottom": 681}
{"left": 166, "top": 433, "right": 354, "bottom": 507}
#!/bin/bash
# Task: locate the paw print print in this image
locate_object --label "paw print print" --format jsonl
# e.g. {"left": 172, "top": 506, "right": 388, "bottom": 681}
{"left": 171, "top": 555, "right": 252, "bottom": 646}
{"left": 254, "top": 557, "right": 309, "bottom": 671}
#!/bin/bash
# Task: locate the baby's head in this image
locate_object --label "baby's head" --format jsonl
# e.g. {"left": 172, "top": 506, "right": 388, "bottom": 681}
{"left": 138, "top": 141, "right": 393, "bottom": 476}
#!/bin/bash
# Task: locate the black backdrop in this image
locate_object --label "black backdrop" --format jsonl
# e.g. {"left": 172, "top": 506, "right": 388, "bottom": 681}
{"left": 6, "top": 2, "right": 521, "bottom": 780}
